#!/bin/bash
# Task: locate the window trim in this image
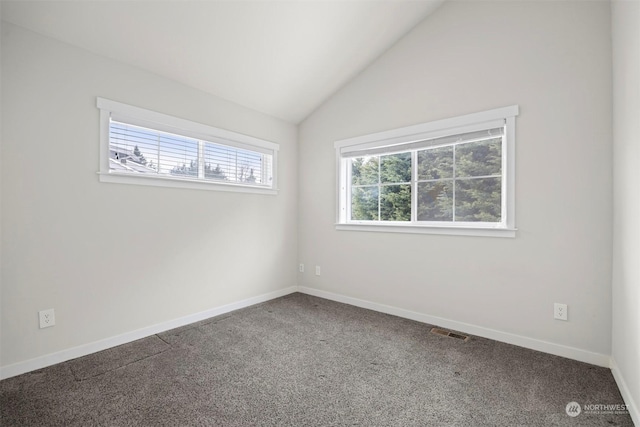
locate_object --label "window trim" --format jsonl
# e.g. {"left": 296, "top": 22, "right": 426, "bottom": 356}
{"left": 334, "top": 105, "right": 518, "bottom": 237}
{"left": 97, "top": 97, "right": 279, "bottom": 194}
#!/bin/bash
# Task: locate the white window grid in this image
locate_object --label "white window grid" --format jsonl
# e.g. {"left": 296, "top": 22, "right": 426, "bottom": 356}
{"left": 335, "top": 105, "right": 518, "bottom": 237}
{"left": 346, "top": 138, "right": 504, "bottom": 226}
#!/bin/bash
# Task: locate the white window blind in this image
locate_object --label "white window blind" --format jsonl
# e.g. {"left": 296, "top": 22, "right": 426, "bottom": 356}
{"left": 97, "top": 98, "right": 278, "bottom": 194}
{"left": 340, "top": 123, "right": 505, "bottom": 158}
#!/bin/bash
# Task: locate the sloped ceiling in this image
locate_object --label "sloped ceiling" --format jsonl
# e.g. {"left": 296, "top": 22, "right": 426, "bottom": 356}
{"left": 1, "top": 0, "right": 444, "bottom": 123}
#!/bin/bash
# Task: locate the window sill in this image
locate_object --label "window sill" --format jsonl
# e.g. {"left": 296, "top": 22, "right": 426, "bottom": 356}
{"left": 98, "top": 172, "right": 278, "bottom": 195}
{"left": 335, "top": 223, "right": 516, "bottom": 238}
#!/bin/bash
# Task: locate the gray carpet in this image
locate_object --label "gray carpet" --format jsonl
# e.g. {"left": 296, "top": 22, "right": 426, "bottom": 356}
{"left": 1, "top": 293, "right": 634, "bottom": 426}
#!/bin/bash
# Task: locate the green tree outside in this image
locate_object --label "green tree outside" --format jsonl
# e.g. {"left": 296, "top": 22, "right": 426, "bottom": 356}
{"left": 205, "top": 163, "right": 227, "bottom": 180}
{"left": 351, "top": 154, "right": 411, "bottom": 221}
{"left": 350, "top": 138, "right": 502, "bottom": 223}
{"left": 132, "top": 145, "right": 147, "bottom": 166}
{"left": 171, "top": 160, "right": 198, "bottom": 177}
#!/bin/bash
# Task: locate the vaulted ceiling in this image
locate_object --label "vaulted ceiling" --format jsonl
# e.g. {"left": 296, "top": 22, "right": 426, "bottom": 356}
{"left": 1, "top": 1, "right": 444, "bottom": 123}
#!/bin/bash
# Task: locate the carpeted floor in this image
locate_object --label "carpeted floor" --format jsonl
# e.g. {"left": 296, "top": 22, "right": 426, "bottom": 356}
{"left": 0, "top": 293, "right": 634, "bottom": 426}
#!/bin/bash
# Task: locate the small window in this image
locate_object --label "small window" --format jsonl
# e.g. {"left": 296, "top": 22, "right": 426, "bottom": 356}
{"left": 97, "top": 98, "right": 278, "bottom": 194}
{"left": 335, "top": 106, "right": 518, "bottom": 237}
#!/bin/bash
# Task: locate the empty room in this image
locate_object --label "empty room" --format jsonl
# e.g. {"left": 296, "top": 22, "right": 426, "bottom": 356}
{"left": 0, "top": 0, "right": 638, "bottom": 425}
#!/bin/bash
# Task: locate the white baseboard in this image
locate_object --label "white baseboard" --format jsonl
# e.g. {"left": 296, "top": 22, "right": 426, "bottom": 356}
{"left": 297, "top": 286, "right": 611, "bottom": 368}
{"left": 0, "top": 286, "right": 297, "bottom": 380}
{"left": 0, "top": 285, "right": 616, "bottom": 382}
{"left": 610, "top": 357, "right": 640, "bottom": 426}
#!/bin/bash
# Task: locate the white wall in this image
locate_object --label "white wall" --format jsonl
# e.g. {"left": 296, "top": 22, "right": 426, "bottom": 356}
{"left": 0, "top": 23, "right": 297, "bottom": 368}
{"left": 611, "top": 0, "right": 640, "bottom": 422}
{"left": 1, "top": 0, "right": 630, "bottom": 395}
{"left": 299, "top": 1, "right": 613, "bottom": 360}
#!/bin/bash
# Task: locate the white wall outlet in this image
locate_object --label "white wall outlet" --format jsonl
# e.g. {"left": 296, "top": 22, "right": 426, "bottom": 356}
{"left": 299, "top": 263, "right": 304, "bottom": 273}
{"left": 554, "top": 303, "right": 568, "bottom": 321}
{"left": 39, "top": 309, "right": 55, "bottom": 328}
{"left": 315, "top": 266, "right": 321, "bottom": 276}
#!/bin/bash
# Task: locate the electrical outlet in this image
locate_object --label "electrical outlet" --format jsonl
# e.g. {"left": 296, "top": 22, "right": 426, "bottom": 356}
{"left": 299, "top": 263, "right": 304, "bottom": 273}
{"left": 39, "top": 309, "right": 55, "bottom": 328}
{"left": 315, "top": 266, "right": 321, "bottom": 276}
{"left": 554, "top": 303, "right": 567, "bottom": 321}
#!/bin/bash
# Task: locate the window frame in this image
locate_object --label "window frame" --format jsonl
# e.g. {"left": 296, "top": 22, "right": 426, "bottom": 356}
{"left": 335, "top": 106, "right": 518, "bottom": 237}
{"left": 97, "top": 97, "right": 279, "bottom": 194}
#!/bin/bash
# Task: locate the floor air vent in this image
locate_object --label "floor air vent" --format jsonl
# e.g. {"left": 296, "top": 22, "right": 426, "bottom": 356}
{"left": 430, "top": 328, "right": 469, "bottom": 341}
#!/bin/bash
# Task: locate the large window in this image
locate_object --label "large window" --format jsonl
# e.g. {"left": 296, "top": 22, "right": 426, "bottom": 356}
{"left": 97, "top": 98, "right": 278, "bottom": 194}
{"left": 335, "top": 106, "right": 518, "bottom": 237}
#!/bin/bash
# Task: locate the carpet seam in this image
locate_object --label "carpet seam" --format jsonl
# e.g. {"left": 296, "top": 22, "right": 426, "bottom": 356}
{"left": 70, "top": 339, "right": 173, "bottom": 382}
